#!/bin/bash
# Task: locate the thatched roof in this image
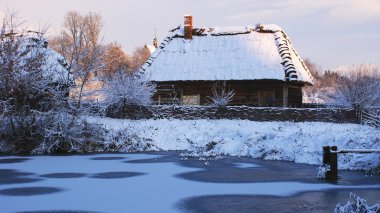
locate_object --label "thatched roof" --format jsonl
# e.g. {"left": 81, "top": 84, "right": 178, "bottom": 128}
{"left": 0, "top": 31, "right": 71, "bottom": 83}
{"left": 140, "top": 24, "right": 313, "bottom": 85}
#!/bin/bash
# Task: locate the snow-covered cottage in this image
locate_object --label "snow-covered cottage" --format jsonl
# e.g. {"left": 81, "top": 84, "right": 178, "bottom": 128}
{"left": 140, "top": 16, "right": 314, "bottom": 107}
{"left": 1, "top": 31, "right": 70, "bottom": 84}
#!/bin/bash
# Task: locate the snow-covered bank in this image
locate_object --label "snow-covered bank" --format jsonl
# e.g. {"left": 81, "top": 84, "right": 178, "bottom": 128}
{"left": 87, "top": 117, "right": 380, "bottom": 170}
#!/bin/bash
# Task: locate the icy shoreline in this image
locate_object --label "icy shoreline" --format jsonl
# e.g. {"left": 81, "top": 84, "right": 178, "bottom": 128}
{"left": 87, "top": 117, "right": 380, "bottom": 171}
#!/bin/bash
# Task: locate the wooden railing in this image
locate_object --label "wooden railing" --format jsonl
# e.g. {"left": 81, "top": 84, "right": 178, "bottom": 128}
{"left": 356, "top": 107, "right": 380, "bottom": 128}
{"left": 322, "top": 146, "right": 380, "bottom": 179}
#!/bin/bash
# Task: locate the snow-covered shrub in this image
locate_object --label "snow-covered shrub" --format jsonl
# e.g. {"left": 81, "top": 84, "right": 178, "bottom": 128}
{"left": 0, "top": 12, "right": 105, "bottom": 154}
{"left": 0, "top": 111, "right": 106, "bottom": 154}
{"left": 168, "top": 85, "right": 181, "bottom": 105}
{"left": 330, "top": 64, "right": 380, "bottom": 108}
{"left": 335, "top": 193, "right": 380, "bottom": 213}
{"left": 103, "top": 128, "right": 158, "bottom": 152}
{"left": 207, "top": 81, "right": 235, "bottom": 107}
{"left": 0, "top": 112, "right": 45, "bottom": 153}
{"left": 101, "top": 70, "right": 156, "bottom": 109}
{"left": 0, "top": 12, "right": 71, "bottom": 113}
{"left": 303, "top": 86, "right": 336, "bottom": 105}
{"left": 32, "top": 112, "right": 106, "bottom": 154}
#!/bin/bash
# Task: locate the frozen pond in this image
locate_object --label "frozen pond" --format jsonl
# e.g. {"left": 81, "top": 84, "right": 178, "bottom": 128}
{"left": 0, "top": 152, "right": 379, "bottom": 212}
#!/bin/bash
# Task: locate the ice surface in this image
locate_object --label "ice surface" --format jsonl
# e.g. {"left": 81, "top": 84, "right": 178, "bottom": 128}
{"left": 1, "top": 154, "right": 378, "bottom": 213}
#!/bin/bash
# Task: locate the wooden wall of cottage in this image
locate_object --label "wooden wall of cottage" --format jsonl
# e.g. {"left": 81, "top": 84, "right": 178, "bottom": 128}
{"left": 153, "top": 80, "right": 304, "bottom": 107}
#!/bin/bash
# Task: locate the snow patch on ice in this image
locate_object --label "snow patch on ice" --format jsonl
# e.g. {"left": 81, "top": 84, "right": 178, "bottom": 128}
{"left": 317, "top": 165, "right": 331, "bottom": 179}
{"left": 234, "top": 162, "right": 262, "bottom": 169}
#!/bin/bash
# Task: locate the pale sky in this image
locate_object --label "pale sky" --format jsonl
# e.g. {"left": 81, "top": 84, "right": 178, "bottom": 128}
{"left": 1, "top": 0, "right": 380, "bottom": 70}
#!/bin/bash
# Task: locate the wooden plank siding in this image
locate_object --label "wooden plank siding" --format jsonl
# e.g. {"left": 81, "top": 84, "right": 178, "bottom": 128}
{"left": 153, "top": 80, "right": 304, "bottom": 107}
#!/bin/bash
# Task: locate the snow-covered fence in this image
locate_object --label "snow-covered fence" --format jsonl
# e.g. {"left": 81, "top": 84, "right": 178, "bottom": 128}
{"left": 105, "top": 105, "right": 357, "bottom": 124}
{"left": 105, "top": 105, "right": 154, "bottom": 119}
{"left": 322, "top": 146, "right": 380, "bottom": 179}
{"left": 356, "top": 107, "right": 380, "bottom": 128}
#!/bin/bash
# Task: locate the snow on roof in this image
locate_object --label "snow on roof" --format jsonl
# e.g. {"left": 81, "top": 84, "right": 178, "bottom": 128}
{"left": 1, "top": 32, "right": 71, "bottom": 83}
{"left": 30, "top": 35, "right": 71, "bottom": 83}
{"left": 140, "top": 24, "right": 314, "bottom": 85}
{"left": 144, "top": 44, "right": 156, "bottom": 54}
{"left": 43, "top": 47, "right": 71, "bottom": 83}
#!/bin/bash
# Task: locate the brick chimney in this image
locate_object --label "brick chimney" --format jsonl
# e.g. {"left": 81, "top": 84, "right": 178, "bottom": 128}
{"left": 184, "top": 15, "right": 192, "bottom": 40}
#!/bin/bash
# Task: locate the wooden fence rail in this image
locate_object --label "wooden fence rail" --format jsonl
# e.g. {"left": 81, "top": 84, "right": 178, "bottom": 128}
{"left": 322, "top": 146, "right": 380, "bottom": 179}
{"left": 356, "top": 107, "right": 380, "bottom": 128}
{"left": 332, "top": 149, "right": 380, "bottom": 154}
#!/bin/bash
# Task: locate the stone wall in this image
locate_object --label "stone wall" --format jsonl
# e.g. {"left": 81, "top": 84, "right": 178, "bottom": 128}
{"left": 106, "top": 105, "right": 358, "bottom": 124}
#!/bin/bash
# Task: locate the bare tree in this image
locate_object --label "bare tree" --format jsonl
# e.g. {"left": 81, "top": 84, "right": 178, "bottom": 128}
{"left": 49, "top": 11, "right": 106, "bottom": 107}
{"left": 303, "top": 59, "right": 323, "bottom": 104}
{"left": 101, "top": 42, "right": 131, "bottom": 79}
{"left": 130, "top": 46, "right": 151, "bottom": 72}
{"left": 304, "top": 58, "right": 321, "bottom": 80}
{"left": 331, "top": 64, "right": 380, "bottom": 108}
{"left": 207, "top": 81, "right": 235, "bottom": 107}
{"left": 321, "top": 70, "right": 341, "bottom": 87}
{"left": 0, "top": 10, "right": 24, "bottom": 110}
{"left": 302, "top": 59, "right": 351, "bottom": 105}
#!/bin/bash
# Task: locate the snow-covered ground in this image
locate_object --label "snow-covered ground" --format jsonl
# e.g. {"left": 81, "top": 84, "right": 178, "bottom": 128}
{"left": 87, "top": 117, "right": 380, "bottom": 171}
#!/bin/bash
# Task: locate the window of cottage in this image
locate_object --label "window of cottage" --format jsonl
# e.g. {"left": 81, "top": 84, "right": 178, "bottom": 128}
{"left": 182, "top": 94, "right": 200, "bottom": 105}
{"left": 259, "top": 90, "right": 275, "bottom": 106}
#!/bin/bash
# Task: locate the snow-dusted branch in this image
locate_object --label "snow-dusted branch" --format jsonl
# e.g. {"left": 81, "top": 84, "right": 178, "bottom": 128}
{"left": 49, "top": 11, "right": 106, "bottom": 108}
{"left": 207, "top": 81, "right": 235, "bottom": 107}
{"left": 330, "top": 64, "right": 380, "bottom": 108}
{"left": 335, "top": 193, "right": 380, "bottom": 213}
{"left": 100, "top": 70, "right": 156, "bottom": 108}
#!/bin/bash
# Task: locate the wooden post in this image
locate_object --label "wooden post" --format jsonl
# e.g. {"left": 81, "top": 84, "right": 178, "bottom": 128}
{"left": 283, "top": 84, "right": 288, "bottom": 107}
{"left": 180, "top": 89, "right": 184, "bottom": 105}
{"left": 322, "top": 146, "right": 331, "bottom": 179}
{"left": 330, "top": 146, "right": 338, "bottom": 179}
{"left": 322, "top": 146, "right": 380, "bottom": 180}
{"left": 322, "top": 146, "right": 331, "bottom": 165}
